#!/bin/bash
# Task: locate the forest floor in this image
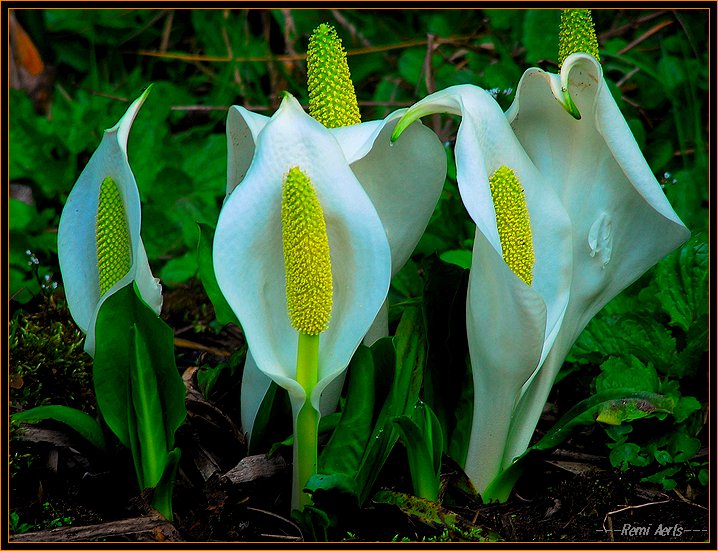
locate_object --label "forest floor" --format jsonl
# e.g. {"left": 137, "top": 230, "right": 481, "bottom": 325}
{"left": 9, "top": 286, "right": 709, "bottom": 544}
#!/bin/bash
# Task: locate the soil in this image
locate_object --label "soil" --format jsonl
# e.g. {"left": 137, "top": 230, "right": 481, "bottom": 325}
{"left": 8, "top": 287, "right": 710, "bottom": 544}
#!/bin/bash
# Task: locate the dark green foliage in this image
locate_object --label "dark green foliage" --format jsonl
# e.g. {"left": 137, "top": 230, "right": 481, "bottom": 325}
{"left": 564, "top": 233, "right": 708, "bottom": 492}
{"left": 9, "top": 8, "right": 708, "bottom": 540}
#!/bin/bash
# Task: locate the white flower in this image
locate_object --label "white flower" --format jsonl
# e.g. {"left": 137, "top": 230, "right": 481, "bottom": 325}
{"left": 227, "top": 101, "right": 446, "bottom": 440}
{"left": 392, "top": 84, "right": 573, "bottom": 493}
{"left": 393, "top": 54, "right": 688, "bottom": 495}
{"left": 213, "top": 93, "right": 392, "bottom": 432}
{"left": 57, "top": 88, "right": 162, "bottom": 357}
{"left": 502, "top": 52, "right": 690, "bottom": 468}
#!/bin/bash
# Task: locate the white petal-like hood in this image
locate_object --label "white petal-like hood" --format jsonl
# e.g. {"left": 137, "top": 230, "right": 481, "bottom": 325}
{"left": 226, "top": 106, "right": 270, "bottom": 196}
{"left": 57, "top": 88, "right": 162, "bottom": 357}
{"left": 225, "top": 101, "right": 446, "bottom": 439}
{"left": 226, "top": 106, "right": 447, "bottom": 276}
{"left": 394, "top": 85, "right": 573, "bottom": 492}
{"left": 214, "top": 94, "right": 391, "bottom": 413}
{"left": 503, "top": 53, "right": 690, "bottom": 465}
{"left": 346, "top": 112, "right": 447, "bottom": 275}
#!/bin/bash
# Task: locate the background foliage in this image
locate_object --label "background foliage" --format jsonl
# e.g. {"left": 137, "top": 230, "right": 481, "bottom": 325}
{"left": 9, "top": 7, "right": 709, "bottom": 538}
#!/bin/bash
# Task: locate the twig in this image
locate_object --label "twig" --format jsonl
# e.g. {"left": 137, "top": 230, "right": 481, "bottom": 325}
{"left": 331, "top": 9, "right": 372, "bottom": 49}
{"left": 10, "top": 514, "right": 180, "bottom": 542}
{"left": 221, "top": 9, "right": 242, "bottom": 86}
{"left": 159, "top": 10, "right": 173, "bottom": 53}
{"left": 247, "top": 507, "right": 303, "bottom": 540}
{"left": 170, "top": 105, "right": 230, "bottom": 111}
{"left": 280, "top": 9, "right": 299, "bottom": 59}
{"left": 602, "top": 497, "right": 671, "bottom": 533}
{"left": 136, "top": 34, "right": 479, "bottom": 64}
{"left": 616, "top": 66, "right": 639, "bottom": 88}
{"left": 599, "top": 10, "right": 668, "bottom": 40}
{"left": 616, "top": 19, "right": 673, "bottom": 55}
{"left": 119, "top": 10, "right": 167, "bottom": 46}
{"left": 422, "top": 33, "right": 441, "bottom": 137}
{"left": 174, "top": 337, "right": 230, "bottom": 358}
{"left": 673, "top": 488, "right": 708, "bottom": 510}
{"left": 260, "top": 534, "right": 303, "bottom": 541}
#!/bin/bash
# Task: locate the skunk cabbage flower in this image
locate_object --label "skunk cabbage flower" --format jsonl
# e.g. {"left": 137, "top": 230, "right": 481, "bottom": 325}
{"left": 213, "top": 93, "right": 392, "bottom": 453}
{"left": 226, "top": 107, "right": 445, "bottom": 274}
{"left": 392, "top": 7, "right": 689, "bottom": 495}
{"left": 229, "top": 23, "right": 446, "bottom": 441}
{"left": 392, "top": 85, "right": 573, "bottom": 493}
{"left": 58, "top": 88, "right": 162, "bottom": 357}
{"left": 502, "top": 50, "right": 690, "bottom": 466}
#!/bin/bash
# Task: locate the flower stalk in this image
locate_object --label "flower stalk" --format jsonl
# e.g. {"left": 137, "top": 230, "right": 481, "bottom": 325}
{"left": 294, "top": 333, "right": 320, "bottom": 508}
{"left": 281, "top": 165, "right": 333, "bottom": 509}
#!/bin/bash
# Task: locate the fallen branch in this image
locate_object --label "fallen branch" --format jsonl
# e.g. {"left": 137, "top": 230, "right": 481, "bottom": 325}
{"left": 223, "top": 454, "right": 288, "bottom": 485}
{"left": 10, "top": 514, "right": 181, "bottom": 542}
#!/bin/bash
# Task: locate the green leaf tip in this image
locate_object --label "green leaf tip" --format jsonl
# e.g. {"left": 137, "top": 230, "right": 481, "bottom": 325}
{"left": 307, "top": 23, "right": 361, "bottom": 129}
{"left": 562, "top": 86, "right": 582, "bottom": 120}
{"left": 390, "top": 110, "right": 420, "bottom": 143}
{"left": 139, "top": 83, "right": 154, "bottom": 100}
{"left": 558, "top": 9, "right": 600, "bottom": 68}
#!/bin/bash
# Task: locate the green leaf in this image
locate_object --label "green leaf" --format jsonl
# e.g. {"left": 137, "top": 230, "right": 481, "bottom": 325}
{"left": 412, "top": 402, "right": 444, "bottom": 477}
{"left": 652, "top": 235, "right": 708, "bottom": 333}
{"left": 669, "top": 432, "right": 701, "bottom": 462}
{"left": 304, "top": 472, "right": 359, "bottom": 513}
{"left": 672, "top": 396, "right": 702, "bottom": 423}
{"left": 595, "top": 393, "right": 674, "bottom": 426}
{"left": 159, "top": 252, "right": 197, "bottom": 286}
{"left": 393, "top": 403, "right": 442, "bottom": 501}
{"left": 355, "top": 307, "right": 427, "bottom": 505}
{"left": 595, "top": 355, "right": 660, "bottom": 394}
{"left": 483, "top": 390, "right": 672, "bottom": 502}
{"left": 641, "top": 467, "right": 681, "bottom": 490}
{"left": 319, "top": 346, "right": 375, "bottom": 477}
{"left": 484, "top": 9, "right": 524, "bottom": 32}
{"left": 250, "top": 381, "right": 292, "bottom": 456}
{"left": 391, "top": 306, "right": 427, "bottom": 419}
{"left": 653, "top": 449, "right": 673, "bottom": 466}
{"left": 438, "top": 249, "right": 472, "bottom": 270}
{"left": 94, "top": 283, "right": 186, "bottom": 488}
{"left": 151, "top": 448, "right": 181, "bottom": 521}
{"left": 9, "top": 199, "right": 39, "bottom": 232}
{"left": 13, "top": 405, "right": 106, "bottom": 452}
{"left": 609, "top": 442, "right": 650, "bottom": 471}
{"left": 130, "top": 325, "right": 169, "bottom": 487}
{"left": 657, "top": 55, "right": 687, "bottom": 91}
{"left": 196, "top": 222, "right": 240, "bottom": 327}
{"left": 196, "top": 349, "right": 243, "bottom": 399}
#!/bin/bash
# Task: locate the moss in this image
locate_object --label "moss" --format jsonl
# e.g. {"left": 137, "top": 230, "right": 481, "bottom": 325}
{"left": 10, "top": 297, "right": 94, "bottom": 412}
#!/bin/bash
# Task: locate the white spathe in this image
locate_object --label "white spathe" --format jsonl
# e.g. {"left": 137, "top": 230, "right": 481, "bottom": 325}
{"left": 502, "top": 53, "right": 691, "bottom": 466}
{"left": 393, "top": 51, "right": 690, "bottom": 495}
{"left": 392, "top": 84, "right": 573, "bottom": 493}
{"left": 57, "top": 88, "right": 162, "bottom": 357}
{"left": 213, "top": 93, "right": 392, "bottom": 423}
{"left": 226, "top": 100, "right": 446, "bottom": 441}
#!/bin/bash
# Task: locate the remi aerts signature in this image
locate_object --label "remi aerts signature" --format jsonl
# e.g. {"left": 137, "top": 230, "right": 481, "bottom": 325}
{"left": 597, "top": 523, "right": 707, "bottom": 538}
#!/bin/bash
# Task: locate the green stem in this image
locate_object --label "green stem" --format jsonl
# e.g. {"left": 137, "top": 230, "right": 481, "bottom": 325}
{"left": 294, "top": 333, "right": 320, "bottom": 510}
